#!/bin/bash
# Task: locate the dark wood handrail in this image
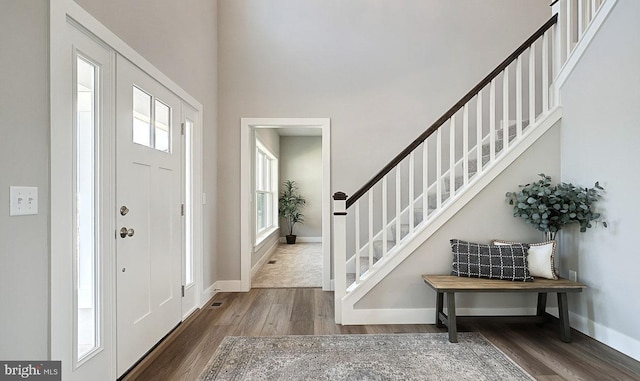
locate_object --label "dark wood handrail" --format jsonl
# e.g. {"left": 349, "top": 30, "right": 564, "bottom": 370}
{"left": 346, "top": 14, "right": 558, "bottom": 209}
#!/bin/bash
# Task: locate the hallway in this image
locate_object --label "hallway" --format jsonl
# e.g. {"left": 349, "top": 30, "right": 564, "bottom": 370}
{"left": 252, "top": 243, "right": 322, "bottom": 288}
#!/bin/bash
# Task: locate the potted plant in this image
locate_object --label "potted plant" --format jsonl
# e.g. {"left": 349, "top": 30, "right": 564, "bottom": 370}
{"left": 505, "top": 173, "right": 606, "bottom": 240}
{"left": 279, "top": 180, "right": 306, "bottom": 244}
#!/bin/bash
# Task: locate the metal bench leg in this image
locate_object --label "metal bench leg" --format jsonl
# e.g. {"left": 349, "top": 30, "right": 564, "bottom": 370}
{"left": 536, "top": 292, "right": 547, "bottom": 316}
{"left": 436, "top": 292, "right": 444, "bottom": 328}
{"left": 557, "top": 292, "right": 571, "bottom": 342}
{"left": 447, "top": 292, "right": 457, "bottom": 343}
{"left": 536, "top": 292, "right": 548, "bottom": 327}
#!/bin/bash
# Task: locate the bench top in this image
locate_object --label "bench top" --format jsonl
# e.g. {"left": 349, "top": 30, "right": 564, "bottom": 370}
{"left": 422, "top": 274, "right": 586, "bottom": 293}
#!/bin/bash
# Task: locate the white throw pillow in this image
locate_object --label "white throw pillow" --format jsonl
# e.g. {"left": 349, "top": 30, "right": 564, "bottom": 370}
{"left": 491, "top": 240, "right": 558, "bottom": 280}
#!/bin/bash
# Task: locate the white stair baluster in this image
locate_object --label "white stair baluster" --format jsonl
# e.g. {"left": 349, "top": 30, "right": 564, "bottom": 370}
{"left": 395, "top": 168, "right": 401, "bottom": 244}
{"left": 489, "top": 80, "right": 496, "bottom": 162}
{"left": 368, "top": 191, "right": 373, "bottom": 272}
{"left": 409, "top": 152, "right": 415, "bottom": 233}
{"left": 502, "top": 66, "right": 509, "bottom": 151}
{"left": 476, "top": 93, "right": 483, "bottom": 175}
{"left": 578, "top": 0, "right": 584, "bottom": 37}
{"left": 529, "top": 43, "right": 536, "bottom": 126}
{"left": 436, "top": 129, "right": 442, "bottom": 208}
{"left": 462, "top": 104, "right": 469, "bottom": 186}
{"left": 449, "top": 115, "right": 456, "bottom": 196}
{"left": 354, "top": 200, "right": 360, "bottom": 283}
{"left": 542, "top": 30, "right": 549, "bottom": 113}
{"left": 422, "top": 141, "right": 428, "bottom": 219}
{"left": 566, "top": 0, "right": 573, "bottom": 58}
{"left": 382, "top": 176, "right": 388, "bottom": 257}
{"left": 516, "top": 56, "right": 523, "bottom": 137}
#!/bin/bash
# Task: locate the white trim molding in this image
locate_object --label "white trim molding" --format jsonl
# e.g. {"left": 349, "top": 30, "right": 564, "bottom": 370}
{"left": 570, "top": 312, "right": 640, "bottom": 362}
{"left": 214, "top": 280, "right": 245, "bottom": 293}
{"left": 251, "top": 239, "right": 279, "bottom": 278}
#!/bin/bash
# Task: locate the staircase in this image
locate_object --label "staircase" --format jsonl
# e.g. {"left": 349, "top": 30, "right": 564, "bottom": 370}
{"left": 333, "top": 0, "right": 614, "bottom": 324}
{"left": 344, "top": 125, "right": 519, "bottom": 286}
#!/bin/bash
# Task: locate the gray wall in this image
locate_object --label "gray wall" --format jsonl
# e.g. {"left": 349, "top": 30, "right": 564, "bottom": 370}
{"left": 559, "top": 0, "right": 640, "bottom": 357}
{"left": 357, "top": 124, "right": 561, "bottom": 310}
{"left": 0, "top": 0, "right": 50, "bottom": 360}
{"left": 279, "top": 136, "right": 323, "bottom": 239}
{"left": 217, "top": 0, "right": 551, "bottom": 280}
{"left": 74, "top": 0, "right": 219, "bottom": 288}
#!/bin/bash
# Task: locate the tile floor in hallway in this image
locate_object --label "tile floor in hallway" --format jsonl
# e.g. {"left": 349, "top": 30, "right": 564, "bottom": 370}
{"left": 251, "top": 242, "right": 322, "bottom": 288}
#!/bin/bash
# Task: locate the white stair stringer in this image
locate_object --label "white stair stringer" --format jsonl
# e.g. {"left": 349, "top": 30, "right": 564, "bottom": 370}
{"left": 339, "top": 106, "right": 563, "bottom": 324}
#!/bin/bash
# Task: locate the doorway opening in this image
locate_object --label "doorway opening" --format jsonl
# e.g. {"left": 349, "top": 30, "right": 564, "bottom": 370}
{"left": 240, "top": 118, "right": 331, "bottom": 291}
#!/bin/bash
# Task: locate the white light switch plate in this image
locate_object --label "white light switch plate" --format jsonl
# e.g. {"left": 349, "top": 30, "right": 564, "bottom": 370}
{"left": 10, "top": 186, "right": 38, "bottom": 216}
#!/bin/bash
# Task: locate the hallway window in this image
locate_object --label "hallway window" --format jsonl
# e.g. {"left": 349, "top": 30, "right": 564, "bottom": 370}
{"left": 256, "top": 140, "right": 277, "bottom": 241}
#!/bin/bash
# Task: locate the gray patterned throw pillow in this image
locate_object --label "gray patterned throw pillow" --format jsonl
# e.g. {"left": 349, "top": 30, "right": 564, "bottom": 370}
{"left": 450, "top": 239, "right": 533, "bottom": 282}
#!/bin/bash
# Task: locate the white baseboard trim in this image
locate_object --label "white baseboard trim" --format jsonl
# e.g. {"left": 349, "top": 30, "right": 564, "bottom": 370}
{"left": 200, "top": 283, "right": 218, "bottom": 308}
{"left": 278, "top": 236, "right": 322, "bottom": 243}
{"left": 214, "top": 280, "right": 245, "bottom": 292}
{"left": 342, "top": 306, "right": 560, "bottom": 325}
{"left": 569, "top": 311, "right": 640, "bottom": 362}
{"left": 251, "top": 239, "right": 279, "bottom": 278}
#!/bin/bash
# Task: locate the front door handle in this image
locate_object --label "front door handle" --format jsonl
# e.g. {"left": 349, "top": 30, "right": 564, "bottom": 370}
{"left": 120, "top": 227, "right": 135, "bottom": 238}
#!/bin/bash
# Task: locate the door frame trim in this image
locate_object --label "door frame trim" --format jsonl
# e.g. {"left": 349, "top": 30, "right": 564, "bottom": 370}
{"left": 240, "top": 118, "right": 332, "bottom": 291}
{"left": 50, "top": 0, "right": 205, "bottom": 378}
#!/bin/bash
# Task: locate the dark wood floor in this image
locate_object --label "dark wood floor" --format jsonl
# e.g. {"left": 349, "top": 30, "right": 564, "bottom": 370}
{"left": 124, "top": 288, "right": 640, "bottom": 381}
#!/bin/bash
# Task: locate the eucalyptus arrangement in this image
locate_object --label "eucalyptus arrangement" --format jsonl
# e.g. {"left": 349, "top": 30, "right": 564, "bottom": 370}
{"left": 505, "top": 174, "right": 606, "bottom": 240}
{"left": 279, "top": 180, "right": 306, "bottom": 244}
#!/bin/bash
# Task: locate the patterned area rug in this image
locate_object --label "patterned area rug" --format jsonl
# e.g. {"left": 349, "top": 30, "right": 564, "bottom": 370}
{"left": 198, "top": 333, "right": 533, "bottom": 380}
{"left": 252, "top": 243, "right": 322, "bottom": 288}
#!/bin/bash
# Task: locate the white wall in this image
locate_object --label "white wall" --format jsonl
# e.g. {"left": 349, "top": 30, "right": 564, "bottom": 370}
{"left": 74, "top": 0, "right": 219, "bottom": 288}
{"left": 217, "top": 0, "right": 551, "bottom": 280}
{"left": 559, "top": 0, "right": 640, "bottom": 360}
{"left": 279, "top": 136, "right": 323, "bottom": 239}
{"left": 0, "top": 0, "right": 50, "bottom": 360}
{"left": 357, "top": 124, "right": 561, "bottom": 310}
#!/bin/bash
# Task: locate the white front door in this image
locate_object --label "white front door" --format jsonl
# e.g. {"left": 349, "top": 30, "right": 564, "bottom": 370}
{"left": 115, "top": 56, "right": 183, "bottom": 376}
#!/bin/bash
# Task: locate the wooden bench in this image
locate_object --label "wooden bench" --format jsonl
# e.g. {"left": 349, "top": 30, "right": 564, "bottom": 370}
{"left": 422, "top": 275, "right": 586, "bottom": 343}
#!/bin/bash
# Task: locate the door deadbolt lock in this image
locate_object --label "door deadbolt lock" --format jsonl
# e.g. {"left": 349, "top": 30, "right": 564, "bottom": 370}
{"left": 120, "top": 205, "right": 129, "bottom": 216}
{"left": 120, "top": 227, "right": 135, "bottom": 238}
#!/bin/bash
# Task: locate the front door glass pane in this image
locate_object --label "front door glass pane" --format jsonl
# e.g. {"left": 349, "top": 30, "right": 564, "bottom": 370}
{"left": 154, "top": 100, "right": 170, "bottom": 152}
{"left": 76, "top": 56, "right": 99, "bottom": 360}
{"left": 185, "top": 119, "right": 193, "bottom": 286}
{"left": 133, "top": 86, "right": 152, "bottom": 147}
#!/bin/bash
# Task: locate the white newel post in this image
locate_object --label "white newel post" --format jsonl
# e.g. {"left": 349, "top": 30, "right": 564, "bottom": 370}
{"left": 332, "top": 191, "right": 348, "bottom": 324}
